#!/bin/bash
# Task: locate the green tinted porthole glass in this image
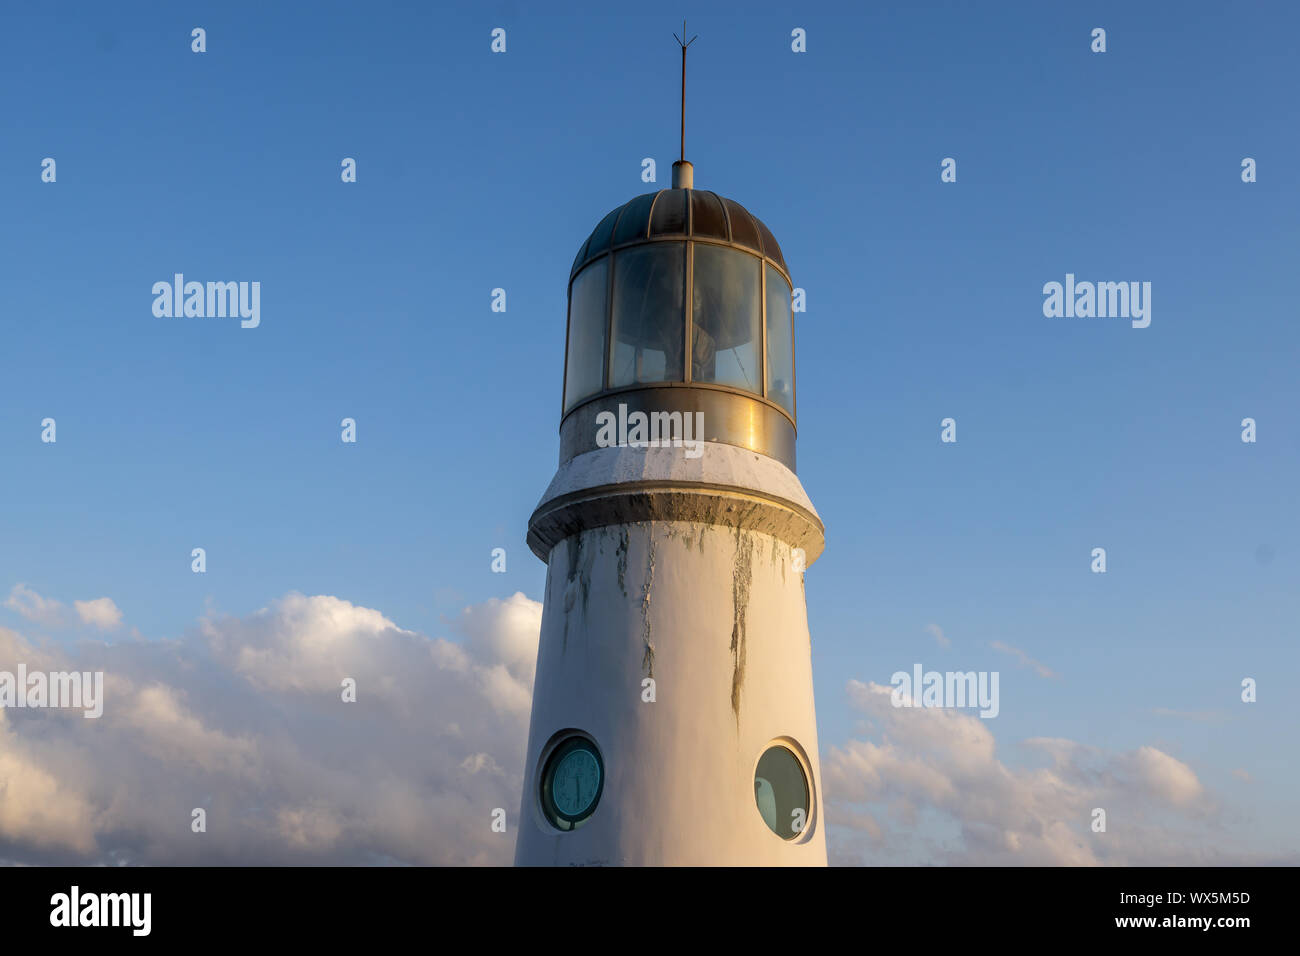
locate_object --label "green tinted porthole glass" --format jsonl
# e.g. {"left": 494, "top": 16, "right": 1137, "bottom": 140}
{"left": 754, "top": 745, "right": 809, "bottom": 840}
{"left": 541, "top": 736, "right": 604, "bottom": 831}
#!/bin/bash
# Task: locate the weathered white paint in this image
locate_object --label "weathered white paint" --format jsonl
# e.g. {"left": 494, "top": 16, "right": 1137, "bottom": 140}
{"left": 538, "top": 441, "right": 819, "bottom": 522}
{"left": 516, "top": 442, "right": 827, "bottom": 865}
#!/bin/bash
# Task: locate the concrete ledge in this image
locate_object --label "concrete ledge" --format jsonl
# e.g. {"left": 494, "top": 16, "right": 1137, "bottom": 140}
{"left": 528, "top": 444, "right": 824, "bottom": 563}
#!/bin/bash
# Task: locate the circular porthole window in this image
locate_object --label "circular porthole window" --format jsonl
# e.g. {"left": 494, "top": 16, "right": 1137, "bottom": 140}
{"left": 540, "top": 735, "right": 604, "bottom": 831}
{"left": 754, "top": 744, "right": 810, "bottom": 840}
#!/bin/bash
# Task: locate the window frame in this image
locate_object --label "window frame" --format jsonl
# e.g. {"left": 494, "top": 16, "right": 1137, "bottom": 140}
{"left": 752, "top": 739, "right": 816, "bottom": 843}
{"left": 561, "top": 254, "right": 612, "bottom": 413}
{"left": 537, "top": 731, "right": 606, "bottom": 833}
{"left": 608, "top": 241, "right": 686, "bottom": 390}
{"left": 563, "top": 234, "right": 796, "bottom": 428}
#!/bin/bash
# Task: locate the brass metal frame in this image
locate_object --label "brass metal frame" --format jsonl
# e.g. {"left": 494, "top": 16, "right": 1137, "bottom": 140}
{"left": 558, "top": 384, "right": 797, "bottom": 469}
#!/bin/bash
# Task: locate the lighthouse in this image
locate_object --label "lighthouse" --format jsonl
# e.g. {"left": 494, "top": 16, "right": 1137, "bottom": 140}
{"left": 515, "top": 37, "right": 825, "bottom": 867}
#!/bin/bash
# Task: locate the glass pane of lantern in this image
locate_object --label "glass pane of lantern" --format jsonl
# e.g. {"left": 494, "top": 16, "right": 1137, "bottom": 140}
{"left": 764, "top": 265, "right": 795, "bottom": 416}
{"left": 564, "top": 258, "right": 609, "bottom": 411}
{"left": 691, "top": 244, "right": 761, "bottom": 394}
{"left": 611, "top": 243, "right": 685, "bottom": 387}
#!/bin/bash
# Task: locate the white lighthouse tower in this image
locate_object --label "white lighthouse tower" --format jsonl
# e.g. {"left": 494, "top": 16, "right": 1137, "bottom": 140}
{"left": 516, "top": 40, "right": 825, "bottom": 866}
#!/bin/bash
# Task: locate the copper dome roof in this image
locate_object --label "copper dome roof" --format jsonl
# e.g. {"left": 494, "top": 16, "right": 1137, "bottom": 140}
{"left": 571, "top": 189, "right": 788, "bottom": 280}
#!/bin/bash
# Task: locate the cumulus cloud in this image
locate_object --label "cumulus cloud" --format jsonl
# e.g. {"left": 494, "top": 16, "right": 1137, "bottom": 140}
{"left": 926, "top": 624, "right": 951, "bottom": 649}
{"left": 0, "top": 713, "right": 99, "bottom": 855}
{"left": 0, "top": 592, "right": 541, "bottom": 865}
{"left": 74, "top": 597, "right": 123, "bottom": 630}
{"left": 4, "top": 584, "right": 65, "bottom": 627}
{"left": 823, "top": 680, "right": 1291, "bottom": 866}
{"left": 0, "top": 590, "right": 1285, "bottom": 866}
{"left": 5, "top": 587, "right": 124, "bottom": 632}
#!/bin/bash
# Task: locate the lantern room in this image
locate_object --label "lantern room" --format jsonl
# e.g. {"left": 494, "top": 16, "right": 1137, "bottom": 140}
{"left": 560, "top": 180, "right": 799, "bottom": 469}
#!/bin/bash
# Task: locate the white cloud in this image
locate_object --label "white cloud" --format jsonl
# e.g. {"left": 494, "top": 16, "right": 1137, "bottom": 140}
{"left": 0, "top": 591, "right": 1287, "bottom": 866}
{"left": 0, "top": 710, "right": 98, "bottom": 855}
{"left": 823, "top": 680, "right": 1288, "bottom": 866}
{"left": 4, "top": 587, "right": 123, "bottom": 632}
{"left": 4, "top": 584, "right": 65, "bottom": 627}
{"left": 1123, "top": 745, "right": 1204, "bottom": 808}
{"left": 0, "top": 592, "right": 541, "bottom": 865}
{"left": 74, "top": 597, "right": 123, "bottom": 630}
{"left": 926, "top": 624, "right": 951, "bottom": 649}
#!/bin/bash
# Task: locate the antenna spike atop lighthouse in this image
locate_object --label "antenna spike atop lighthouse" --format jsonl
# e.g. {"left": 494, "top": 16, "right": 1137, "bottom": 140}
{"left": 671, "top": 22, "right": 698, "bottom": 189}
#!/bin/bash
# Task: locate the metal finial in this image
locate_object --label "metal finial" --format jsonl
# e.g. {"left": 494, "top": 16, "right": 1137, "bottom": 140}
{"left": 672, "top": 22, "right": 699, "bottom": 165}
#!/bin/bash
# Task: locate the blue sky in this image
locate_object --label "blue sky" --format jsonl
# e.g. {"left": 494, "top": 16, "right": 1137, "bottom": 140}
{"left": 1, "top": 1, "right": 1296, "bottom": 863}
